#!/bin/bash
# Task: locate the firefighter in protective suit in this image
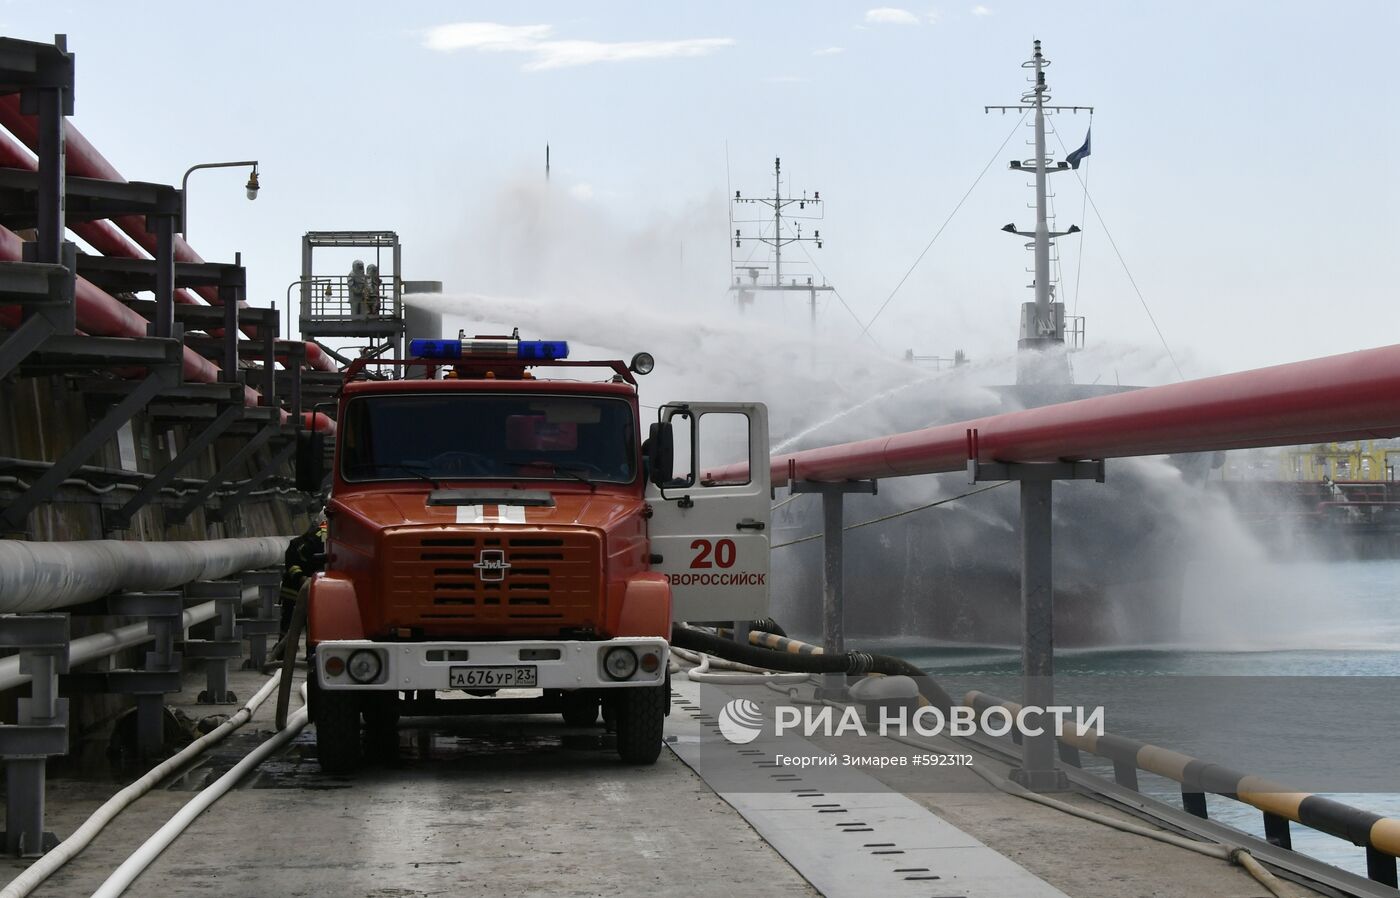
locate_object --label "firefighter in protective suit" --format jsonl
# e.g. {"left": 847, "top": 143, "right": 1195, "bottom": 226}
{"left": 348, "top": 259, "right": 368, "bottom": 319}
{"left": 280, "top": 511, "right": 327, "bottom": 635}
{"left": 365, "top": 263, "right": 382, "bottom": 317}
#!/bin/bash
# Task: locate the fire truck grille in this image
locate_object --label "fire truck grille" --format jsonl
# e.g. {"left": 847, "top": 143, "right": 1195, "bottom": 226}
{"left": 383, "top": 530, "right": 601, "bottom": 627}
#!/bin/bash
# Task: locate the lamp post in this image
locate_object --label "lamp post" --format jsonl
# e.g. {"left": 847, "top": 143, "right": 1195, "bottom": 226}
{"left": 180, "top": 160, "right": 259, "bottom": 242}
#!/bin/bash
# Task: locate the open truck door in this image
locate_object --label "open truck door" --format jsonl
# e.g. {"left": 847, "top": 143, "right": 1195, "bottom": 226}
{"left": 645, "top": 402, "right": 770, "bottom": 623}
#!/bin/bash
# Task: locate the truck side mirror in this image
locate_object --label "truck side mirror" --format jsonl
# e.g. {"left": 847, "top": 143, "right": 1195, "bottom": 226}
{"left": 296, "top": 430, "right": 326, "bottom": 493}
{"left": 647, "top": 422, "right": 674, "bottom": 487}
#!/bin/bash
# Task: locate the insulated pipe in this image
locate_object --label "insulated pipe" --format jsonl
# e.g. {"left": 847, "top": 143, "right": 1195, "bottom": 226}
{"left": 0, "top": 100, "right": 338, "bottom": 372}
{"left": 0, "top": 536, "right": 289, "bottom": 612}
{"left": 715, "top": 344, "right": 1400, "bottom": 487}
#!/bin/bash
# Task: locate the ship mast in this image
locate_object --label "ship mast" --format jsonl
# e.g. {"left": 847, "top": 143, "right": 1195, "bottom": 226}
{"left": 729, "top": 157, "right": 833, "bottom": 328}
{"left": 987, "top": 39, "right": 1091, "bottom": 384}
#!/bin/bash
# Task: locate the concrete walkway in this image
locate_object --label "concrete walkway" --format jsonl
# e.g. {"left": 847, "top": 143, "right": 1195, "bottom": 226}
{"left": 2, "top": 665, "right": 815, "bottom": 898}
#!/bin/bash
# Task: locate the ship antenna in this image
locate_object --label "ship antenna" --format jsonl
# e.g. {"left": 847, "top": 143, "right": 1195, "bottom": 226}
{"left": 986, "top": 39, "right": 1093, "bottom": 385}
{"left": 729, "top": 156, "right": 832, "bottom": 329}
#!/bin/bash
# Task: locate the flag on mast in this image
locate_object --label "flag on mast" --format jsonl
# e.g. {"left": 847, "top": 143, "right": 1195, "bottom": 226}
{"left": 1066, "top": 128, "right": 1091, "bottom": 169}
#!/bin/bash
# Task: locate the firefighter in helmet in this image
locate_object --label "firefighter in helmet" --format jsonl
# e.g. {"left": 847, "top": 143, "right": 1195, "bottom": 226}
{"left": 280, "top": 510, "right": 327, "bottom": 635}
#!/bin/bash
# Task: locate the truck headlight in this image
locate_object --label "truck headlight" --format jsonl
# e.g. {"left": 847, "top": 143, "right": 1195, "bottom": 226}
{"left": 347, "top": 649, "right": 383, "bottom": 683}
{"left": 603, "top": 647, "right": 639, "bottom": 680}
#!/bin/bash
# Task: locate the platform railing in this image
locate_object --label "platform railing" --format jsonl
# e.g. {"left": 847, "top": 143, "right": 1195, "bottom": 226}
{"left": 302, "top": 275, "right": 402, "bottom": 323}
{"left": 964, "top": 690, "right": 1400, "bottom": 887}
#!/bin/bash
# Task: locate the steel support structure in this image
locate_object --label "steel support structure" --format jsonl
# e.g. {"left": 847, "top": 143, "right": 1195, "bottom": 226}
{"left": 238, "top": 570, "right": 282, "bottom": 670}
{"left": 107, "top": 402, "right": 242, "bottom": 528}
{"left": 0, "top": 255, "right": 73, "bottom": 382}
{"left": 212, "top": 438, "right": 296, "bottom": 523}
{"left": 170, "top": 419, "right": 279, "bottom": 523}
{"left": 969, "top": 457, "right": 1103, "bottom": 792}
{"left": 0, "top": 615, "right": 68, "bottom": 857}
{"left": 183, "top": 580, "right": 244, "bottom": 704}
{"left": 0, "top": 546, "right": 284, "bottom": 856}
{"left": 790, "top": 478, "right": 877, "bottom": 696}
{"left": 62, "top": 592, "right": 186, "bottom": 758}
{"left": 0, "top": 36, "right": 75, "bottom": 381}
{"left": 0, "top": 346, "right": 182, "bottom": 532}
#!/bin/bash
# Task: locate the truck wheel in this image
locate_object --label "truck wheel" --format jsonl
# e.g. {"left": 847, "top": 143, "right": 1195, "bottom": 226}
{"left": 362, "top": 691, "right": 400, "bottom": 734}
{"left": 314, "top": 686, "right": 362, "bottom": 774}
{"left": 560, "top": 691, "right": 600, "bottom": 727}
{"left": 614, "top": 684, "right": 667, "bottom": 765}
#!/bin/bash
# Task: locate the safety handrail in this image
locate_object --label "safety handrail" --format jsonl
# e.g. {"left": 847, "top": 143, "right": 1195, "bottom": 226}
{"left": 964, "top": 690, "right": 1400, "bottom": 886}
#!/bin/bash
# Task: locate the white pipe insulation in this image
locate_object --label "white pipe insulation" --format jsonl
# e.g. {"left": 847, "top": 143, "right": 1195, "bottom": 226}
{"left": 0, "top": 536, "right": 290, "bottom": 612}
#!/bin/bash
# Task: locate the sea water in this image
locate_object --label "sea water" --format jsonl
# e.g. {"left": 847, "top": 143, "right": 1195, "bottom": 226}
{"left": 865, "top": 557, "right": 1400, "bottom": 879}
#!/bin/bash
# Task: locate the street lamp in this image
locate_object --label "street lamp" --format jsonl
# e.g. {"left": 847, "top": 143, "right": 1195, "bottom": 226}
{"left": 180, "top": 160, "right": 260, "bottom": 242}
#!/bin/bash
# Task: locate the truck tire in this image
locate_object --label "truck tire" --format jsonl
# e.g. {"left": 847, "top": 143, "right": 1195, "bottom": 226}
{"left": 314, "top": 684, "right": 362, "bottom": 774}
{"left": 560, "top": 691, "right": 600, "bottom": 727}
{"left": 362, "top": 691, "right": 400, "bottom": 734}
{"left": 614, "top": 683, "right": 667, "bottom": 764}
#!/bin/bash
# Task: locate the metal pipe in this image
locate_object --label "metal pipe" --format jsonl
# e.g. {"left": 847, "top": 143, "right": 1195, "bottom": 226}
{"left": 0, "top": 223, "right": 334, "bottom": 435}
{"left": 0, "top": 224, "right": 224, "bottom": 385}
{"left": 0, "top": 101, "right": 337, "bottom": 371}
{"left": 0, "top": 536, "right": 289, "bottom": 612}
{"left": 0, "top": 600, "right": 221, "bottom": 692}
{"left": 746, "top": 344, "right": 1400, "bottom": 486}
{"left": 0, "top": 128, "right": 200, "bottom": 304}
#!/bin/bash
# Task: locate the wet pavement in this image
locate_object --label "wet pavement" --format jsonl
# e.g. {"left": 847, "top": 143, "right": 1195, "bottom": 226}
{"left": 1, "top": 665, "right": 817, "bottom": 897}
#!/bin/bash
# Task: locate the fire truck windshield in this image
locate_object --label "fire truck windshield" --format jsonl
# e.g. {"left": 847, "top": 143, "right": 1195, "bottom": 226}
{"left": 340, "top": 393, "right": 637, "bottom": 485}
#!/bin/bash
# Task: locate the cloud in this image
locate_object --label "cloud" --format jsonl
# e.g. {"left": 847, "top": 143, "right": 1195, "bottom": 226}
{"left": 864, "top": 7, "right": 921, "bottom": 25}
{"left": 568, "top": 183, "right": 594, "bottom": 201}
{"left": 423, "top": 22, "right": 552, "bottom": 52}
{"left": 971, "top": 4, "right": 993, "bottom": 15}
{"left": 422, "top": 21, "right": 734, "bottom": 71}
{"left": 813, "top": 46, "right": 846, "bottom": 55}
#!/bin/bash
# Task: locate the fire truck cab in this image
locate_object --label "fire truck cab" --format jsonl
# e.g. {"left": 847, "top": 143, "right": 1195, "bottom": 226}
{"left": 299, "top": 333, "right": 770, "bottom": 772}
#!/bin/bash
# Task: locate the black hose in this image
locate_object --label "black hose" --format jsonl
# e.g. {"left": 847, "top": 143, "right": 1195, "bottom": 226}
{"left": 675, "top": 624, "right": 849, "bottom": 673}
{"left": 748, "top": 617, "right": 787, "bottom": 638}
{"left": 275, "top": 582, "right": 308, "bottom": 730}
{"left": 671, "top": 624, "right": 952, "bottom": 711}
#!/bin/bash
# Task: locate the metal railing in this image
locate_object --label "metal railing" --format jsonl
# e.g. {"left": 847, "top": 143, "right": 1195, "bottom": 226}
{"left": 302, "top": 275, "right": 402, "bottom": 324}
{"left": 964, "top": 690, "right": 1400, "bottom": 887}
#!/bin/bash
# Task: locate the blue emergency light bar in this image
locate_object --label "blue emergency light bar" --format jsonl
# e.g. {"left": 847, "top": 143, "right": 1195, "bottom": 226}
{"left": 518, "top": 340, "right": 569, "bottom": 360}
{"left": 408, "top": 338, "right": 570, "bottom": 361}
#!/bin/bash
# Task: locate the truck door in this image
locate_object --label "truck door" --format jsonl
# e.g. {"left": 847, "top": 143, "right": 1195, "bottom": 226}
{"left": 646, "top": 402, "right": 770, "bottom": 623}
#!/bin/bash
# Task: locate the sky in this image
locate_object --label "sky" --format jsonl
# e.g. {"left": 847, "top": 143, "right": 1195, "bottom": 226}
{"left": 7, "top": 1, "right": 1399, "bottom": 383}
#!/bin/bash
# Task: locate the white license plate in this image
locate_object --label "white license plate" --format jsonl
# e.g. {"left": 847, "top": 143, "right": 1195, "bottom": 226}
{"left": 449, "top": 665, "right": 538, "bottom": 688}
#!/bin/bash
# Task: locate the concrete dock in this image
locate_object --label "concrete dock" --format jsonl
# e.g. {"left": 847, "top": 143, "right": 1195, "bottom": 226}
{"left": 0, "top": 664, "right": 1331, "bottom": 897}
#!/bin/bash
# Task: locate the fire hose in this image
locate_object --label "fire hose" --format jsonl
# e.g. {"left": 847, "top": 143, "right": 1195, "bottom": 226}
{"left": 670, "top": 623, "right": 953, "bottom": 711}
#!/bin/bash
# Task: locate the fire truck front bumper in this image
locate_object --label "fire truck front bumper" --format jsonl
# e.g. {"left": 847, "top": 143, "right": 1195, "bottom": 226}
{"left": 314, "top": 637, "right": 669, "bottom": 691}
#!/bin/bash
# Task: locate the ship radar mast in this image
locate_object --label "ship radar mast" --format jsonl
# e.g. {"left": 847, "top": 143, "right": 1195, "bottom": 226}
{"left": 986, "top": 39, "right": 1092, "bottom": 385}
{"left": 729, "top": 157, "right": 834, "bottom": 329}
